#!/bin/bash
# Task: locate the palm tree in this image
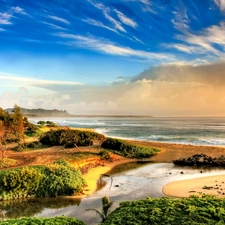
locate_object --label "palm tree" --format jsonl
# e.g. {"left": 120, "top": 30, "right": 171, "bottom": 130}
{"left": 85, "top": 196, "right": 113, "bottom": 222}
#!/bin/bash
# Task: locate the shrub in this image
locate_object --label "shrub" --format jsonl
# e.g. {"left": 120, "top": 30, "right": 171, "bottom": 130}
{"left": 40, "top": 129, "right": 105, "bottom": 148}
{"left": 0, "top": 216, "right": 85, "bottom": 225}
{"left": 99, "top": 150, "right": 111, "bottom": 160}
{"left": 101, "top": 138, "right": 159, "bottom": 158}
{"left": 0, "top": 167, "right": 43, "bottom": 200}
{"left": 102, "top": 195, "right": 225, "bottom": 225}
{"left": 37, "top": 164, "right": 86, "bottom": 197}
{"left": 0, "top": 161, "right": 86, "bottom": 200}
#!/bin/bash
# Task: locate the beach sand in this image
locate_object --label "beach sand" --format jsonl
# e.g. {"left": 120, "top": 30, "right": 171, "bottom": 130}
{"left": 163, "top": 174, "right": 225, "bottom": 198}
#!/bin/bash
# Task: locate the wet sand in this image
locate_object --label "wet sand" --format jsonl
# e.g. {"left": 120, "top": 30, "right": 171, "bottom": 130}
{"left": 74, "top": 158, "right": 137, "bottom": 198}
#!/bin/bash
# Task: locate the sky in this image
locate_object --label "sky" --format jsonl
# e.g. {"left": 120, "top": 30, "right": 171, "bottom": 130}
{"left": 0, "top": 0, "right": 225, "bottom": 116}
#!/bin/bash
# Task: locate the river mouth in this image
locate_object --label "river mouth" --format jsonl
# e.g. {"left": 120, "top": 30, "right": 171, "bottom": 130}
{"left": 1, "top": 162, "right": 225, "bottom": 225}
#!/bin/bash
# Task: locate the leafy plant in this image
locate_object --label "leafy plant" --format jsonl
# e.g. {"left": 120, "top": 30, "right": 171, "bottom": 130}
{"left": 0, "top": 216, "right": 85, "bottom": 225}
{"left": 101, "top": 138, "right": 159, "bottom": 158}
{"left": 0, "top": 161, "right": 86, "bottom": 200}
{"left": 99, "top": 150, "right": 111, "bottom": 160}
{"left": 101, "top": 195, "right": 225, "bottom": 225}
{"left": 86, "top": 196, "right": 113, "bottom": 222}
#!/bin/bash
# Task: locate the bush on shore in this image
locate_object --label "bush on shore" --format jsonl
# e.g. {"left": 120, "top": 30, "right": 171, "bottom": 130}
{"left": 0, "top": 216, "right": 85, "bottom": 225}
{"left": 0, "top": 161, "right": 86, "bottom": 200}
{"left": 101, "top": 195, "right": 225, "bottom": 225}
{"left": 101, "top": 138, "right": 159, "bottom": 158}
{"left": 39, "top": 129, "right": 105, "bottom": 148}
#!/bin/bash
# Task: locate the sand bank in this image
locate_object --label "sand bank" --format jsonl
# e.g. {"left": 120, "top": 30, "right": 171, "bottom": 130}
{"left": 163, "top": 174, "right": 225, "bottom": 198}
{"left": 75, "top": 158, "right": 137, "bottom": 198}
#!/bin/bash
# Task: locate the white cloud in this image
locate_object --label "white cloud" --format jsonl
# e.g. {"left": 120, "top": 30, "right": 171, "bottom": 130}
{"left": 48, "top": 15, "right": 70, "bottom": 24}
{"left": 114, "top": 9, "right": 137, "bottom": 28}
{"left": 0, "top": 28, "right": 5, "bottom": 31}
{"left": 0, "top": 12, "right": 12, "bottom": 24}
{"left": 174, "top": 22, "right": 225, "bottom": 57}
{"left": 0, "top": 7, "right": 28, "bottom": 25}
{"left": 0, "top": 74, "right": 82, "bottom": 88}
{"left": 42, "top": 21, "right": 67, "bottom": 30}
{"left": 55, "top": 32, "right": 175, "bottom": 62}
{"left": 11, "top": 6, "right": 28, "bottom": 15}
{"left": 88, "top": 0, "right": 126, "bottom": 32}
{"left": 104, "top": 11, "right": 126, "bottom": 32}
{"left": 171, "top": 9, "right": 190, "bottom": 33}
{"left": 82, "top": 18, "right": 118, "bottom": 33}
{"left": 214, "top": 0, "right": 225, "bottom": 10}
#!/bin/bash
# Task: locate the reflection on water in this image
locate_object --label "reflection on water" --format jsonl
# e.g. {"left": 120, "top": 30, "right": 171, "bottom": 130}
{"left": 0, "top": 198, "right": 81, "bottom": 219}
{"left": 1, "top": 162, "right": 225, "bottom": 225}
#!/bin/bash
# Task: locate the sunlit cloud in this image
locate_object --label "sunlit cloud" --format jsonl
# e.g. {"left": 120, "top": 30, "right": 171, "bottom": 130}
{"left": 214, "top": 0, "right": 225, "bottom": 10}
{"left": 48, "top": 15, "right": 70, "bottom": 24}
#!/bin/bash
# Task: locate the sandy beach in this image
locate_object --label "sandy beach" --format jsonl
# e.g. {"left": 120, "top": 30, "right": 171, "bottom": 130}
{"left": 163, "top": 174, "right": 225, "bottom": 198}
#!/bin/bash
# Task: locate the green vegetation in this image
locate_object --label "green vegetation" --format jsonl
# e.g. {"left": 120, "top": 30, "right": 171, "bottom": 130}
{"left": 0, "top": 105, "right": 24, "bottom": 158}
{"left": 173, "top": 154, "right": 225, "bottom": 167}
{"left": 86, "top": 196, "right": 113, "bottom": 222}
{"left": 101, "top": 195, "right": 225, "bottom": 225}
{"left": 101, "top": 138, "right": 159, "bottom": 158}
{"left": 99, "top": 150, "right": 111, "bottom": 161}
{"left": 0, "top": 216, "right": 85, "bottom": 225}
{"left": 40, "top": 129, "right": 105, "bottom": 148}
{"left": 0, "top": 158, "right": 17, "bottom": 169}
{"left": 0, "top": 160, "right": 85, "bottom": 200}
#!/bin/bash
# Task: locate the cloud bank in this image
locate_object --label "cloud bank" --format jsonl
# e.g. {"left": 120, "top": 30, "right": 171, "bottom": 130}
{"left": 1, "top": 62, "right": 225, "bottom": 117}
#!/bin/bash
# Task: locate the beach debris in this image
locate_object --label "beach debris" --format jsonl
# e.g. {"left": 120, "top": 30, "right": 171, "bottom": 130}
{"left": 180, "top": 171, "right": 184, "bottom": 174}
{"left": 203, "top": 186, "right": 213, "bottom": 190}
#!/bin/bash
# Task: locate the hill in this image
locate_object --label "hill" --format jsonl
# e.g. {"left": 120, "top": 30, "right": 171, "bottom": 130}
{"left": 5, "top": 108, "right": 71, "bottom": 117}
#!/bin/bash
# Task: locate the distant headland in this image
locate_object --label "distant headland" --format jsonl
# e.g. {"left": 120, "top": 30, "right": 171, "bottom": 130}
{"left": 5, "top": 107, "right": 153, "bottom": 118}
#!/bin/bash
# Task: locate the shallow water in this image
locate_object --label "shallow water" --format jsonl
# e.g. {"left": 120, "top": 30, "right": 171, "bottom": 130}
{"left": 1, "top": 162, "right": 225, "bottom": 225}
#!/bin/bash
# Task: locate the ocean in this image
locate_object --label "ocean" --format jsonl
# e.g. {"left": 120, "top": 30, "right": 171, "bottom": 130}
{"left": 30, "top": 117, "right": 225, "bottom": 146}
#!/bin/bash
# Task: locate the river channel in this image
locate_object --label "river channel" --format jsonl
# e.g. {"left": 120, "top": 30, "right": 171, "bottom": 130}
{"left": 1, "top": 162, "right": 225, "bottom": 225}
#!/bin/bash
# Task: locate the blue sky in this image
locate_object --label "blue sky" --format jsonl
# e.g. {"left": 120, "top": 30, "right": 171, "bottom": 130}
{"left": 1, "top": 0, "right": 225, "bottom": 116}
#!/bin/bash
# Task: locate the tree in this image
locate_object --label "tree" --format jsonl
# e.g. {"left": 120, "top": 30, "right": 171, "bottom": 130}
{"left": 11, "top": 105, "right": 24, "bottom": 145}
{"left": 85, "top": 196, "right": 113, "bottom": 222}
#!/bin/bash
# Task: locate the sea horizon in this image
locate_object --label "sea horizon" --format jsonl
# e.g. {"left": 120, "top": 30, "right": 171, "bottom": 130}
{"left": 29, "top": 116, "right": 225, "bottom": 147}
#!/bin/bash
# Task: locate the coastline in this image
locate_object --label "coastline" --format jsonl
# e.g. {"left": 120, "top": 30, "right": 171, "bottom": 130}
{"left": 72, "top": 140, "right": 225, "bottom": 199}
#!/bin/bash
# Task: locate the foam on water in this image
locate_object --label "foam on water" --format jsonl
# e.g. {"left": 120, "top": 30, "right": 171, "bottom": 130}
{"left": 29, "top": 117, "right": 225, "bottom": 146}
